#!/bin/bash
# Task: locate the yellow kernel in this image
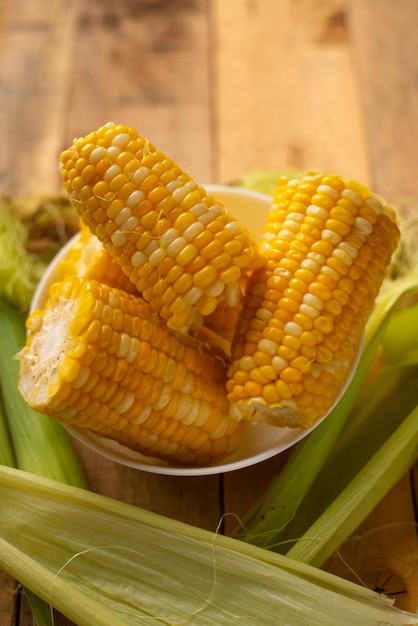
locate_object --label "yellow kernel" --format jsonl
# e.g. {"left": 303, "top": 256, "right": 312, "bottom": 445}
{"left": 58, "top": 357, "right": 81, "bottom": 384}
{"left": 314, "top": 315, "right": 334, "bottom": 334}
{"left": 262, "top": 326, "right": 284, "bottom": 344}
{"left": 219, "top": 265, "right": 241, "bottom": 284}
{"left": 277, "top": 345, "right": 298, "bottom": 361}
{"left": 310, "top": 240, "right": 334, "bottom": 256}
{"left": 263, "top": 383, "right": 280, "bottom": 404}
{"left": 300, "top": 330, "right": 317, "bottom": 346}
{"left": 293, "top": 312, "right": 313, "bottom": 331}
{"left": 275, "top": 378, "right": 293, "bottom": 399}
{"left": 244, "top": 380, "right": 263, "bottom": 397}
{"left": 315, "top": 346, "right": 334, "bottom": 363}
{"left": 192, "top": 265, "right": 218, "bottom": 288}
{"left": 290, "top": 356, "right": 311, "bottom": 373}
{"left": 278, "top": 297, "right": 299, "bottom": 314}
{"left": 253, "top": 350, "right": 273, "bottom": 366}
{"left": 148, "top": 185, "right": 169, "bottom": 205}
{"left": 282, "top": 334, "right": 301, "bottom": 351}
{"left": 174, "top": 211, "right": 197, "bottom": 233}
{"left": 280, "top": 366, "right": 302, "bottom": 384}
{"left": 308, "top": 282, "right": 332, "bottom": 301}
{"left": 325, "top": 218, "right": 351, "bottom": 237}
{"left": 176, "top": 243, "right": 198, "bottom": 266}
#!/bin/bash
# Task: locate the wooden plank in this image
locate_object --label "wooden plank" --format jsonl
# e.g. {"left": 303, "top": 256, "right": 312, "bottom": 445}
{"left": 212, "top": 0, "right": 369, "bottom": 184}
{"left": 349, "top": 0, "right": 418, "bottom": 198}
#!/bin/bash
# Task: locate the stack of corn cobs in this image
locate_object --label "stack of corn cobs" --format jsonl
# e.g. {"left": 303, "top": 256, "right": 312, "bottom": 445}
{"left": 17, "top": 122, "right": 400, "bottom": 466}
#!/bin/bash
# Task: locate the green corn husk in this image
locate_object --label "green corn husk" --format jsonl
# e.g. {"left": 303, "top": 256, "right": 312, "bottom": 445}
{"left": 0, "top": 465, "right": 417, "bottom": 626}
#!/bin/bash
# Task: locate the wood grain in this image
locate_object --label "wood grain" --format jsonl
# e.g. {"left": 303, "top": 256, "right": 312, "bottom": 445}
{"left": 0, "top": 0, "right": 417, "bottom": 624}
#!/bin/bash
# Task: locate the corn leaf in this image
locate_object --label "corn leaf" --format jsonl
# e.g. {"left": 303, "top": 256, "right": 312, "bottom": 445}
{"left": 0, "top": 466, "right": 416, "bottom": 626}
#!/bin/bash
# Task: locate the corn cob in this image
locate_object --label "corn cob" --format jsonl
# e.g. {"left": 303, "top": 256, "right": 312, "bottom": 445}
{"left": 57, "top": 221, "right": 141, "bottom": 295}
{"left": 227, "top": 172, "right": 400, "bottom": 428}
{"left": 60, "top": 122, "right": 263, "bottom": 336}
{"left": 17, "top": 276, "right": 245, "bottom": 466}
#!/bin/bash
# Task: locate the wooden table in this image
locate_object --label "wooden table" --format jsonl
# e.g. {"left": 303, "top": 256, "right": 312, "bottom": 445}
{"left": 1, "top": 1, "right": 417, "bottom": 624}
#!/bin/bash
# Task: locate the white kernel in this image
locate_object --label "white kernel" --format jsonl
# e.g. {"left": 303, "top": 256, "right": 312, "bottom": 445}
{"left": 224, "top": 220, "right": 244, "bottom": 235}
{"left": 282, "top": 220, "right": 301, "bottom": 232}
{"left": 182, "top": 221, "right": 204, "bottom": 241}
{"left": 160, "top": 227, "right": 178, "bottom": 248}
{"left": 114, "top": 206, "right": 132, "bottom": 226}
{"left": 209, "top": 417, "right": 230, "bottom": 440}
{"left": 126, "top": 189, "right": 145, "bottom": 208}
{"left": 286, "top": 212, "right": 305, "bottom": 223}
{"left": 180, "top": 402, "right": 200, "bottom": 425}
{"left": 341, "top": 188, "right": 363, "bottom": 206}
{"left": 258, "top": 339, "right": 278, "bottom": 356}
{"left": 184, "top": 286, "right": 203, "bottom": 304}
{"left": 299, "top": 303, "right": 320, "bottom": 319}
{"left": 224, "top": 282, "right": 241, "bottom": 307}
{"left": 279, "top": 229, "right": 296, "bottom": 241}
{"left": 116, "top": 390, "right": 135, "bottom": 414}
{"left": 307, "top": 205, "right": 328, "bottom": 220}
{"left": 322, "top": 229, "right": 342, "bottom": 245}
{"left": 166, "top": 236, "right": 187, "bottom": 256}
{"left": 383, "top": 204, "right": 397, "bottom": 222}
{"left": 284, "top": 321, "right": 303, "bottom": 336}
{"left": 126, "top": 337, "right": 140, "bottom": 363}
{"left": 152, "top": 384, "right": 172, "bottom": 410}
{"left": 317, "top": 184, "right": 340, "bottom": 200}
{"left": 89, "top": 147, "right": 106, "bottom": 165}
{"left": 320, "top": 265, "right": 340, "bottom": 282}
{"left": 72, "top": 366, "right": 90, "bottom": 389}
{"left": 123, "top": 216, "right": 140, "bottom": 232}
{"left": 111, "top": 133, "right": 130, "bottom": 149}
{"left": 240, "top": 355, "right": 256, "bottom": 371}
{"left": 131, "top": 250, "right": 147, "bottom": 267}
{"left": 106, "top": 146, "right": 120, "bottom": 160}
{"left": 190, "top": 202, "right": 209, "bottom": 218}
{"left": 354, "top": 216, "right": 373, "bottom": 235}
{"left": 149, "top": 247, "right": 166, "bottom": 266}
{"left": 333, "top": 248, "right": 353, "bottom": 266}
{"left": 301, "top": 258, "right": 321, "bottom": 274}
{"left": 131, "top": 166, "right": 150, "bottom": 185}
{"left": 307, "top": 251, "right": 326, "bottom": 265}
{"left": 181, "top": 373, "right": 195, "bottom": 394}
{"left": 172, "top": 185, "right": 189, "bottom": 203}
{"left": 310, "top": 364, "right": 322, "bottom": 378}
{"left": 131, "top": 406, "right": 152, "bottom": 425}
{"left": 205, "top": 281, "right": 224, "bottom": 297}
{"left": 111, "top": 231, "right": 127, "bottom": 246}
{"left": 365, "top": 195, "right": 383, "bottom": 215}
{"left": 139, "top": 433, "right": 158, "bottom": 448}
{"left": 272, "top": 356, "right": 288, "bottom": 373}
{"left": 165, "top": 179, "right": 182, "bottom": 193}
{"left": 144, "top": 239, "right": 159, "bottom": 256}
{"left": 303, "top": 292, "right": 324, "bottom": 310}
{"left": 103, "top": 164, "right": 121, "bottom": 182}
{"left": 273, "top": 266, "right": 292, "bottom": 280}
{"left": 337, "top": 241, "right": 358, "bottom": 259}
{"left": 162, "top": 358, "right": 177, "bottom": 383}
{"left": 256, "top": 308, "right": 273, "bottom": 322}
{"left": 197, "top": 211, "right": 215, "bottom": 226}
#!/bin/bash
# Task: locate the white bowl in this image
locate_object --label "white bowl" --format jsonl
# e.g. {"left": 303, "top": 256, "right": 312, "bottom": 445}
{"left": 31, "top": 185, "right": 360, "bottom": 476}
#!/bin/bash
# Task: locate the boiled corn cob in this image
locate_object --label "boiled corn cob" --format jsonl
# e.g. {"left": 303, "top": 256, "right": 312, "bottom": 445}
{"left": 60, "top": 122, "right": 263, "bottom": 336}
{"left": 227, "top": 172, "right": 400, "bottom": 428}
{"left": 17, "top": 276, "right": 245, "bottom": 466}
{"left": 57, "top": 221, "right": 141, "bottom": 295}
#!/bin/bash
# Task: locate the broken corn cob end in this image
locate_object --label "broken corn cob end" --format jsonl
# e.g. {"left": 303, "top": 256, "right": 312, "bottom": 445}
{"left": 17, "top": 276, "right": 245, "bottom": 466}
{"left": 227, "top": 172, "right": 400, "bottom": 429}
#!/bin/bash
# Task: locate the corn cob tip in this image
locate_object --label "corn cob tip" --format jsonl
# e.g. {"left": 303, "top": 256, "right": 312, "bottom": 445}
{"left": 227, "top": 172, "right": 400, "bottom": 429}
{"left": 60, "top": 122, "right": 263, "bottom": 336}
